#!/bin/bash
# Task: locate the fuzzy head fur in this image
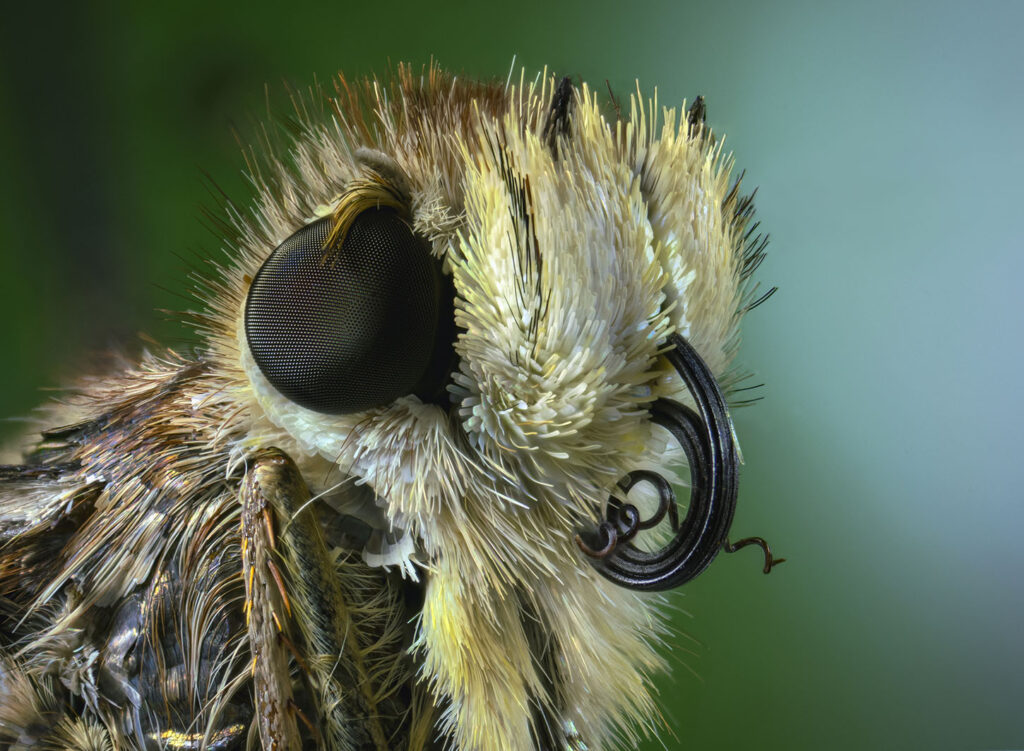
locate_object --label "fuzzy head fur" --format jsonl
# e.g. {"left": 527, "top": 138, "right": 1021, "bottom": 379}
{"left": 197, "top": 63, "right": 763, "bottom": 749}
{"left": 0, "top": 62, "right": 765, "bottom": 751}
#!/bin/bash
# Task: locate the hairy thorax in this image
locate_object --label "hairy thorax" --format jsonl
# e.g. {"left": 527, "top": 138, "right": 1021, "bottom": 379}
{"left": 0, "top": 63, "right": 772, "bottom": 751}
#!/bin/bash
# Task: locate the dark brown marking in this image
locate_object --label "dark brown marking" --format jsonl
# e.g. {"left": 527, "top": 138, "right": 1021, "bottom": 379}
{"left": 542, "top": 76, "right": 574, "bottom": 153}
{"left": 722, "top": 536, "right": 786, "bottom": 574}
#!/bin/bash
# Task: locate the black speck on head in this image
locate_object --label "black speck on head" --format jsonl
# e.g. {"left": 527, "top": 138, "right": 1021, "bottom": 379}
{"left": 542, "top": 76, "right": 574, "bottom": 153}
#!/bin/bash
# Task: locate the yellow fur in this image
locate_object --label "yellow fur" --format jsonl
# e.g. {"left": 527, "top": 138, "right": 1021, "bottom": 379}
{"left": 0, "top": 62, "right": 762, "bottom": 750}
{"left": 206, "top": 64, "right": 754, "bottom": 749}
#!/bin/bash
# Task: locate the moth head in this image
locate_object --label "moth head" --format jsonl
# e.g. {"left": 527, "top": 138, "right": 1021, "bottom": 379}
{"left": 212, "top": 65, "right": 759, "bottom": 586}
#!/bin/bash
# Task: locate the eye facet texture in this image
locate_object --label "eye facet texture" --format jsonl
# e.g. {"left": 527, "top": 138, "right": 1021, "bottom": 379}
{"left": 245, "top": 209, "right": 451, "bottom": 414}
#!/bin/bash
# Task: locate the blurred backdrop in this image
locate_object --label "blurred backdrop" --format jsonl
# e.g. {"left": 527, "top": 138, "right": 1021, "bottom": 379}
{"left": 1, "top": 1, "right": 1021, "bottom": 749}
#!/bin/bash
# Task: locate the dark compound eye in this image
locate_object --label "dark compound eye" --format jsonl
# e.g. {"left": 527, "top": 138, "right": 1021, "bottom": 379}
{"left": 244, "top": 208, "right": 455, "bottom": 414}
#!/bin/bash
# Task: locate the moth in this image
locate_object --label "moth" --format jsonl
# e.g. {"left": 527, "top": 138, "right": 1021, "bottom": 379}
{"left": 0, "top": 63, "right": 778, "bottom": 750}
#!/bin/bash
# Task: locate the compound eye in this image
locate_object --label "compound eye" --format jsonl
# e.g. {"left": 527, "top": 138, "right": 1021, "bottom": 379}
{"left": 244, "top": 208, "right": 452, "bottom": 414}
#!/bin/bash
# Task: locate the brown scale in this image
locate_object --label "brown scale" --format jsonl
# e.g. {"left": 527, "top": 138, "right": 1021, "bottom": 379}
{"left": 0, "top": 361, "right": 433, "bottom": 749}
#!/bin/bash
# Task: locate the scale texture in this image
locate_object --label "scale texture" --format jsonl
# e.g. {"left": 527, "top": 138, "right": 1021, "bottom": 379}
{"left": 0, "top": 63, "right": 766, "bottom": 751}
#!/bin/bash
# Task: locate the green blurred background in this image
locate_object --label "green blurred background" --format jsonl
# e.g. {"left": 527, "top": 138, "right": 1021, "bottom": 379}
{"left": 1, "top": 1, "right": 1021, "bottom": 748}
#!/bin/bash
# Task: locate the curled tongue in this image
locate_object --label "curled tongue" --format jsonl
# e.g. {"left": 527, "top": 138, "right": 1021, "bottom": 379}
{"left": 577, "top": 333, "right": 779, "bottom": 592}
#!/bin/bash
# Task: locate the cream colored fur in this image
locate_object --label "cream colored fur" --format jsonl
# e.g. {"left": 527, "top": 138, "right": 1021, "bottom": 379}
{"left": 198, "top": 64, "right": 756, "bottom": 750}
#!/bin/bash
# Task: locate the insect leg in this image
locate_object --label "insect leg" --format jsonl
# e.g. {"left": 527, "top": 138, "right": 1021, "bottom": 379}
{"left": 241, "top": 452, "right": 304, "bottom": 751}
{"left": 242, "top": 448, "right": 391, "bottom": 751}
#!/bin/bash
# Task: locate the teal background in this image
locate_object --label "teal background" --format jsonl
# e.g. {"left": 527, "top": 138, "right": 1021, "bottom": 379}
{"left": 1, "top": 1, "right": 1022, "bottom": 749}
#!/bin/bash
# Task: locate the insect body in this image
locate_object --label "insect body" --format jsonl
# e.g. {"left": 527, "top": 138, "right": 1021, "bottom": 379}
{"left": 0, "top": 64, "right": 773, "bottom": 750}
